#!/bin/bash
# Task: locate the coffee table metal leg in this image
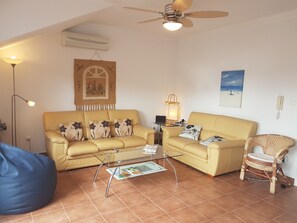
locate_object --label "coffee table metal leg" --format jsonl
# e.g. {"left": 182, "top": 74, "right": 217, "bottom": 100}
{"left": 93, "top": 162, "right": 105, "bottom": 182}
{"left": 105, "top": 166, "right": 119, "bottom": 197}
{"left": 165, "top": 157, "right": 178, "bottom": 183}
{"left": 93, "top": 154, "right": 110, "bottom": 182}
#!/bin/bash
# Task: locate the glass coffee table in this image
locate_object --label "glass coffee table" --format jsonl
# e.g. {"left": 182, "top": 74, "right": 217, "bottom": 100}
{"left": 92, "top": 145, "right": 182, "bottom": 197}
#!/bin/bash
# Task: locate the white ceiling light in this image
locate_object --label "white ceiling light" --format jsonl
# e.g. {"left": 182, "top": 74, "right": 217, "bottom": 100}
{"left": 163, "top": 21, "right": 182, "bottom": 31}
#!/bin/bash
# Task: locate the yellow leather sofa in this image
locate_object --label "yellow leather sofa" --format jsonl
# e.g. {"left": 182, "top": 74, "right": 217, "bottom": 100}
{"left": 43, "top": 109, "right": 155, "bottom": 171}
{"left": 162, "top": 112, "right": 258, "bottom": 176}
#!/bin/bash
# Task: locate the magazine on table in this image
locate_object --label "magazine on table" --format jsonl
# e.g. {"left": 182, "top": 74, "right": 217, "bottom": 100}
{"left": 126, "top": 167, "right": 142, "bottom": 175}
{"left": 200, "top": 136, "right": 225, "bottom": 146}
{"left": 106, "top": 161, "right": 166, "bottom": 180}
{"left": 143, "top": 144, "right": 159, "bottom": 153}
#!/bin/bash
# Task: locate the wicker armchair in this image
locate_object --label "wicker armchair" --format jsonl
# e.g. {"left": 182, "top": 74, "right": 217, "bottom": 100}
{"left": 240, "top": 134, "right": 295, "bottom": 194}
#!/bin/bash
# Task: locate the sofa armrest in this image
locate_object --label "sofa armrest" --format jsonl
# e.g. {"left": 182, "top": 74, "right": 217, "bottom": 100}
{"left": 162, "top": 126, "right": 184, "bottom": 148}
{"left": 207, "top": 139, "right": 246, "bottom": 176}
{"left": 133, "top": 125, "right": 155, "bottom": 145}
{"left": 44, "top": 131, "right": 69, "bottom": 171}
{"left": 162, "top": 126, "right": 184, "bottom": 138}
{"left": 44, "top": 131, "right": 68, "bottom": 144}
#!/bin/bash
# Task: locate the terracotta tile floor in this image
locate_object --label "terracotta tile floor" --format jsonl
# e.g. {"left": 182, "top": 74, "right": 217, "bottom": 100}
{"left": 1, "top": 159, "right": 297, "bottom": 223}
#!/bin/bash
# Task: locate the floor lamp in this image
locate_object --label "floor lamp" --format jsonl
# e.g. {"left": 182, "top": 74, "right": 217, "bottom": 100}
{"left": 2, "top": 56, "right": 35, "bottom": 147}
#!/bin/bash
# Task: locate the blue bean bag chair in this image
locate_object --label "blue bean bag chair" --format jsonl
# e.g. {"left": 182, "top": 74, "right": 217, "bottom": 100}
{"left": 0, "top": 143, "right": 57, "bottom": 214}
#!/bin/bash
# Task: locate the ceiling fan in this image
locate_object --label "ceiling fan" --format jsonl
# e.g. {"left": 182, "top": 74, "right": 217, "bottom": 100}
{"left": 124, "top": 0, "right": 229, "bottom": 31}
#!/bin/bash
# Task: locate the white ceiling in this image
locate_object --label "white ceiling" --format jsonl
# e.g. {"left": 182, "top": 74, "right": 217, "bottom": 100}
{"left": 86, "top": 0, "right": 297, "bottom": 37}
{"left": 2, "top": 0, "right": 297, "bottom": 47}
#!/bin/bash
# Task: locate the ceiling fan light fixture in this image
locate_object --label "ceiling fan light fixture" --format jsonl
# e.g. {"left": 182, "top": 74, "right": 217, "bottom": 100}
{"left": 163, "top": 21, "right": 182, "bottom": 31}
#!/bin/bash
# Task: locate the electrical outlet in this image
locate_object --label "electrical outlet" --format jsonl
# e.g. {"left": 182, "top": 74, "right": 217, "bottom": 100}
{"left": 0, "top": 123, "right": 7, "bottom": 130}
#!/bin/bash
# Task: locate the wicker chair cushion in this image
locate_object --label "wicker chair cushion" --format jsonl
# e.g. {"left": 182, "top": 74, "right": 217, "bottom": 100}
{"left": 247, "top": 153, "right": 274, "bottom": 163}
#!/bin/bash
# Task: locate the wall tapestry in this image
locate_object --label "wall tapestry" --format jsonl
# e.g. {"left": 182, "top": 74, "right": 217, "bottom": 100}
{"left": 74, "top": 59, "right": 116, "bottom": 111}
{"left": 219, "top": 70, "right": 245, "bottom": 108}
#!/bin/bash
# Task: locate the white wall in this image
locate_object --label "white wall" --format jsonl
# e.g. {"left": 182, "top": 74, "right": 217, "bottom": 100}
{"left": 176, "top": 12, "right": 297, "bottom": 182}
{"left": 0, "top": 25, "right": 176, "bottom": 152}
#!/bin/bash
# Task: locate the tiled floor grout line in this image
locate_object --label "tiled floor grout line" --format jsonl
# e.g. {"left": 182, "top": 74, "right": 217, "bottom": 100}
{"left": 30, "top": 212, "right": 34, "bottom": 223}
{"left": 122, "top": 176, "right": 180, "bottom": 223}
{"left": 124, "top": 176, "right": 178, "bottom": 222}
{"left": 112, "top": 191, "right": 156, "bottom": 223}
{"left": 79, "top": 183, "right": 108, "bottom": 223}
{"left": 138, "top": 177, "right": 198, "bottom": 222}
{"left": 59, "top": 200, "right": 72, "bottom": 223}
{"left": 110, "top": 179, "right": 147, "bottom": 223}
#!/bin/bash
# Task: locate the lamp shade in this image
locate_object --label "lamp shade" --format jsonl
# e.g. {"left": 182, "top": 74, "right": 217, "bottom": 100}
{"left": 165, "top": 94, "right": 180, "bottom": 121}
{"left": 167, "top": 104, "right": 179, "bottom": 120}
{"left": 163, "top": 21, "right": 182, "bottom": 31}
{"left": 2, "top": 56, "right": 23, "bottom": 65}
{"left": 27, "top": 100, "right": 35, "bottom": 107}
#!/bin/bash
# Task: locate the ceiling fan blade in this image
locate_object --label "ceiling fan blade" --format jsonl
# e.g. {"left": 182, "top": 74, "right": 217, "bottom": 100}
{"left": 124, "top": 7, "right": 161, "bottom": 14}
{"left": 185, "top": 11, "right": 229, "bottom": 18}
{"left": 180, "top": 17, "right": 193, "bottom": 27}
{"left": 138, "top": 17, "right": 163, "bottom": 24}
{"left": 172, "top": 0, "right": 193, "bottom": 12}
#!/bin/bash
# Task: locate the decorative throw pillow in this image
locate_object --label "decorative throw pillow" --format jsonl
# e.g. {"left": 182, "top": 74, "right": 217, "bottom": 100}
{"left": 59, "top": 122, "right": 84, "bottom": 142}
{"left": 114, "top": 119, "right": 133, "bottom": 137}
{"left": 179, "top": 125, "right": 202, "bottom": 140}
{"left": 200, "top": 136, "right": 224, "bottom": 146}
{"left": 89, "top": 120, "right": 111, "bottom": 139}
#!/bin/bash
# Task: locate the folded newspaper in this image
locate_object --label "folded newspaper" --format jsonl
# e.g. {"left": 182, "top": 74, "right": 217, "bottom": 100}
{"left": 143, "top": 144, "right": 159, "bottom": 153}
{"left": 200, "top": 136, "right": 224, "bottom": 146}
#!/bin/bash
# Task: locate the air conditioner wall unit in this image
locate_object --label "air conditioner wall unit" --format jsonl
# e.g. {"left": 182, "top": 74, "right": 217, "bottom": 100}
{"left": 62, "top": 31, "right": 110, "bottom": 51}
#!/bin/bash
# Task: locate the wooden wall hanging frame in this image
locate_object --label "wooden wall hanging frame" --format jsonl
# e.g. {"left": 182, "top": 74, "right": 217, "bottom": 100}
{"left": 74, "top": 58, "right": 116, "bottom": 111}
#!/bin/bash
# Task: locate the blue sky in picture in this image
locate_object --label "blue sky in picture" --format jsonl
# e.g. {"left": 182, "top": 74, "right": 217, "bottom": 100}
{"left": 220, "top": 70, "right": 245, "bottom": 92}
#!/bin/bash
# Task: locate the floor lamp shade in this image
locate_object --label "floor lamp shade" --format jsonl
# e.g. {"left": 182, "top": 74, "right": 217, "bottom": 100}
{"left": 3, "top": 56, "right": 23, "bottom": 65}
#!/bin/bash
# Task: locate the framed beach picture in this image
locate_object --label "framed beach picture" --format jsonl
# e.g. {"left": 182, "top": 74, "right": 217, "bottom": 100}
{"left": 219, "top": 70, "right": 245, "bottom": 108}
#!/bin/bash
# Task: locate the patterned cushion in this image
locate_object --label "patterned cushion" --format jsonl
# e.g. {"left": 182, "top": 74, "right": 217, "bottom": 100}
{"left": 114, "top": 119, "right": 133, "bottom": 137}
{"left": 89, "top": 120, "right": 111, "bottom": 139}
{"left": 179, "top": 125, "right": 202, "bottom": 140}
{"left": 59, "top": 122, "right": 84, "bottom": 141}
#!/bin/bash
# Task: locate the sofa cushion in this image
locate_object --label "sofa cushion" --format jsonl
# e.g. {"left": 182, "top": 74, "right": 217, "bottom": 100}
{"left": 116, "top": 135, "right": 147, "bottom": 148}
{"left": 114, "top": 119, "right": 133, "bottom": 137}
{"left": 90, "top": 120, "right": 111, "bottom": 139}
{"left": 184, "top": 143, "right": 208, "bottom": 159}
{"left": 167, "top": 136, "right": 196, "bottom": 149}
{"left": 179, "top": 125, "right": 202, "bottom": 140}
{"left": 67, "top": 141, "right": 99, "bottom": 157}
{"left": 188, "top": 112, "right": 217, "bottom": 131}
{"left": 90, "top": 138, "right": 124, "bottom": 151}
{"left": 83, "top": 110, "right": 110, "bottom": 139}
{"left": 212, "top": 115, "right": 258, "bottom": 140}
{"left": 59, "top": 122, "right": 84, "bottom": 141}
